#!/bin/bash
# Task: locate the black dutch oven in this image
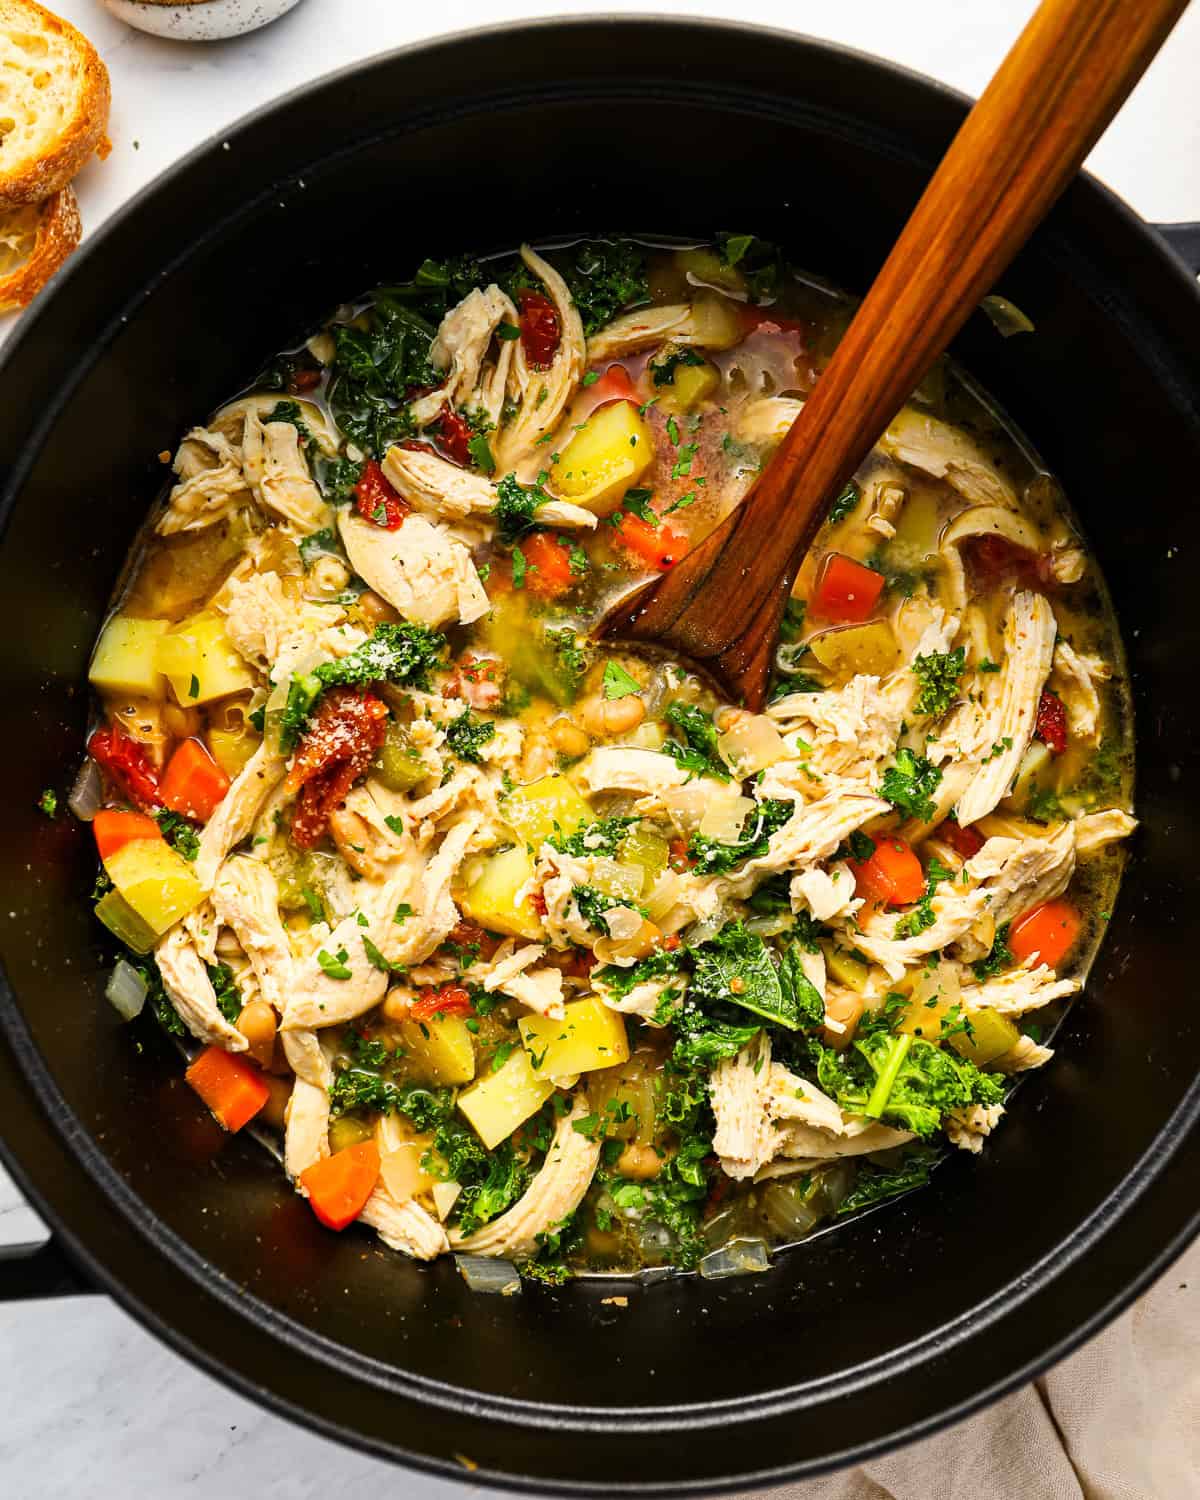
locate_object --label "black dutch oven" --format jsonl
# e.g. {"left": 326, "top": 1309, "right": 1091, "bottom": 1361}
{"left": 1, "top": 18, "right": 1198, "bottom": 1495}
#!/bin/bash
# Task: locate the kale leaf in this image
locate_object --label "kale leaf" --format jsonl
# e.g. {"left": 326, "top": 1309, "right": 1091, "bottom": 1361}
{"left": 971, "top": 920, "right": 1013, "bottom": 982}
{"left": 495, "top": 472, "right": 552, "bottom": 543}
{"left": 206, "top": 962, "right": 242, "bottom": 1025}
{"left": 454, "top": 1140, "right": 529, "bottom": 1237}
{"left": 661, "top": 701, "right": 729, "bottom": 781}
{"left": 836, "top": 1144, "right": 943, "bottom": 1216}
{"left": 562, "top": 239, "right": 650, "bottom": 336}
{"left": 688, "top": 923, "right": 818, "bottom": 1032}
{"left": 687, "top": 798, "right": 793, "bottom": 876}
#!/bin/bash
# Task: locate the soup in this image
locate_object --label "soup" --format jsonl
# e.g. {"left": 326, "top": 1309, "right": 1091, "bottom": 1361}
{"left": 71, "top": 236, "right": 1135, "bottom": 1283}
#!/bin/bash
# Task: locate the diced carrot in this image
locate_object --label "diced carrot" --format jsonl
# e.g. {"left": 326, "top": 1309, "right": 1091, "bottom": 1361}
{"left": 1009, "top": 900, "right": 1082, "bottom": 969}
{"left": 811, "top": 552, "right": 886, "bottom": 623}
{"left": 940, "top": 818, "right": 985, "bottom": 860}
{"left": 613, "top": 513, "right": 687, "bottom": 571}
{"left": 160, "top": 738, "right": 231, "bottom": 823}
{"left": 300, "top": 1141, "right": 381, "bottom": 1231}
{"left": 851, "top": 836, "right": 926, "bottom": 907}
{"left": 185, "top": 1046, "right": 270, "bottom": 1132}
{"left": 521, "top": 532, "right": 576, "bottom": 598}
{"left": 93, "top": 808, "right": 163, "bottom": 861}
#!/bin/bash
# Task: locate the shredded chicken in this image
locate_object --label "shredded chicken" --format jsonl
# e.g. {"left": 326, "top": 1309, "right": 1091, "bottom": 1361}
{"left": 241, "top": 412, "right": 330, "bottom": 534}
{"left": 382, "top": 444, "right": 596, "bottom": 532}
{"left": 219, "top": 569, "right": 345, "bottom": 671}
{"left": 194, "top": 742, "right": 288, "bottom": 890}
{"left": 1050, "top": 640, "right": 1109, "bottom": 746}
{"left": 880, "top": 406, "right": 1018, "bottom": 508}
{"left": 155, "top": 926, "right": 247, "bottom": 1050}
{"left": 339, "top": 511, "right": 488, "bottom": 628}
{"left": 210, "top": 857, "right": 293, "bottom": 1015}
{"left": 409, "top": 283, "right": 520, "bottom": 429}
{"left": 946, "top": 1102, "right": 1005, "bottom": 1153}
{"left": 157, "top": 426, "right": 249, "bottom": 535}
{"left": 360, "top": 1187, "right": 450, "bottom": 1260}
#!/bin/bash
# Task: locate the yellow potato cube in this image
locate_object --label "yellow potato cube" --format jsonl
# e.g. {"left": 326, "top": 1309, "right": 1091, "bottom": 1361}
{"left": 207, "top": 726, "right": 261, "bottom": 779}
{"left": 399, "top": 1012, "right": 476, "bottom": 1087}
{"left": 155, "top": 612, "right": 257, "bottom": 706}
{"left": 457, "top": 1045, "right": 554, "bottom": 1150}
{"left": 500, "top": 774, "right": 593, "bottom": 849}
{"left": 658, "top": 360, "right": 721, "bottom": 415}
{"left": 549, "top": 400, "right": 654, "bottom": 516}
{"left": 808, "top": 620, "right": 900, "bottom": 680}
{"left": 520, "top": 996, "right": 630, "bottom": 1079}
{"left": 459, "top": 846, "right": 545, "bottom": 942}
{"left": 89, "top": 616, "right": 169, "bottom": 698}
{"left": 103, "top": 839, "right": 205, "bottom": 936}
{"left": 949, "top": 1007, "right": 1020, "bottom": 1066}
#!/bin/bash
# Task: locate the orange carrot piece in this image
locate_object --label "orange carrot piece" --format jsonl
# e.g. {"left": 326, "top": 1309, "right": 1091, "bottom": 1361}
{"left": 160, "top": 738, "right": 231, "bottom": 823}
{"left": 93, "top": 808, "right": 163, "bottom": 862}
{"left": 521, "top": 532, "right": 576, "bottom": 598}
{"left": 851, "top": 836, "right": 926, "bottom": 908}
{"left": 613, "top": 513, "right": 687, "bottom": 571}
{"left": 186, "top": 1046, "right": 270, "bottom": 1132}
{"left": 811, "top": 552, "right": 885, "bottom": 623}
{"left": 300, "top": 1141, "right": 381, "bottom": 1231}
{"left": 1009, "top": 900, "right": 1082, "bottom": 969}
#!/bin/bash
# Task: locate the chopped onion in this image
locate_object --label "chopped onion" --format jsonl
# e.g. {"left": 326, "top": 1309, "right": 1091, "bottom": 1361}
{"left": 698, "top": 790, "right": 755, "bottom": 842}
{"left": 455, "top": 1255, "right": 521, "bottom": 1295}
{"left": 716, "top": 715, "right": 787, "bottom": 777}
{"left": 980, "top": 294, "right": 1035, "bottom": 337}
{"left": 684, "top": 908, "right": 733, "bottom": 948}
{"left": 699, "top": 1237, "right": 772, "bottom": 1280}
{"left": 105, "top": 958, "right": 148, "bottom": 1021}
{"left": 68, "top": 757, "right": 103, "bottom": 822}
{"left": 759, "top": 1182, "right": 821, "bottom": 1241}
{"left": 432, "top": 1181, "right": 461, "bottom": 1221}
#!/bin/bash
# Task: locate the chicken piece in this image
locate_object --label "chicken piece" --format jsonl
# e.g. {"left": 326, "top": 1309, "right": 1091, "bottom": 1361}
{"left": 1049, "top": 640, "right": 1109, "bottom": 747}
{"left": 587, "top": 296, "right": 743, "bottom": 363}
{"left": 481, "top": 943, "right": 566, "bottom": 1019}
{"left": 866, "top": 478, "right": 907, "bottom": 540}
{"left": 327, "top": 779, "right": 417, "bottom": 882}
{"left": 157, "top": 426, "right": 249, "bottom": 535}
{"left": 211, "top": 393, "right": 341, "bottom": 457}
{"left": 280, "top": 1026, "right": 331, "bottom": 1090}
{"left": 283, "top": 907, "right": 389, "bottom": 1032}
{"left": 593, "top": 971, "right": 679, "bottom": 1021}
{"left": 535, "top": 846, "right": 597, "bottom": 950}
{"left": 734, "top": 395, "right": 805, "bottom": 447}
{"left": 182, "top": 898, "right": 220, "bottom": 962}
{"left": 219, "top": 568, "right": 345, "bottom": 671}
{"left": 194, "top": 742, "right": 288, "bottom": 890}
{"left": 241, "top": 412, "right": 331, "bottom": 535}
{"left": 339, "top": 511, "right": 488, "bottom": 628}
{"left": 210, "top": 856, "right": 293, "bottom": 1015}
{"left": 959, "top": 963, "right": 1079, "bottom": 1017}
{"left": 284, "top": 1077, "right": 331, "bottom": 1182}
{"left": 155, "top": 925, "right": 248, "bottom": 1051}
{"left": 360, "top": 1187, "right": 450, "bottom": 1260}
{"left": 879, "top": 406, "right": 1018, "bottom": 508}
{"left": 573, "top": 745, "right": 699, "bottom": 804}
{"left": 789, "top": 863, "right": 861, "bottom": 923}
{"left": 937, "top": 591, "right": 1057, "bottom": 828}
{"left": 945, "top": 1102, "right": 1005, "bottom": 1154}
{"left": 978, "top": 820, "right": 1076, "bottom": 931}
{"left": 710, "top": 1033, "right": 846, "bottom": 1180}
{"left": 409, "top": 283, "right": 520, "bottom": 428}
{"left": 938, "top": 505, "right": 1046, "bottom": 614}
{"left": 720, "top": 790, "right": 891, "bottom": 899}
{"left": 493, "top": 245, "right": 586, "bottom": 471}
{"left": 763, "top": 1119, "right": 915, "bottom": 1172}
{"left": 991, "top": 1035, "right": 1055, "bottom": 1073}
{"left": 381, "top": 443, "right": 596, "bottom": 531}
{"left": 1074, "top": 807, "right": 1137, "bottom": 855}
{"left": 451, "top": 1094, "right": 601, "bottom": 1259}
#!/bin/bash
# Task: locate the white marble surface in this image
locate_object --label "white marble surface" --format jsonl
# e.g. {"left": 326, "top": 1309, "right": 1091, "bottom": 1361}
{"left": 1, "top": 1, "right": 1197, "bottom": 1495}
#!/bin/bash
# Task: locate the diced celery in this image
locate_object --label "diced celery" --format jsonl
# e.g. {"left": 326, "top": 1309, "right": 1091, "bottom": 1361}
{"left": 94, "top": 889, "right": 158, "bottom": 955}
{"left": 950, "top": 1006, "right": 1020, "bottom": 1065}
{"left": 618, "top": 824, "right": 669, "bottom": 885}
{"left": 371, "top": 721, "right": 427, "bottom": 792}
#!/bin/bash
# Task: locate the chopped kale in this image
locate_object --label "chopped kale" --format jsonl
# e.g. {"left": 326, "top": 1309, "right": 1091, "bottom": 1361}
{"left": 831, "top": 1031, "right": 1005, "bottom": 1138}
{"left": 445, "top": 709, "right": 496, "bottom": 764}
{"left": 601, "top": 660, "right": 641, "bottom": 699}
{"left": 971, "top": 921, "right": 1013, "bottom": 982}
{"left": 687, "top": 798, "right": 793, "bottom": 876}
{"left": 495, "top": 472, "right": 552, "bottom": 542}
{"left": 206, "top": 962, "right": 242, "bottom": 1024}
{"left": 572, "top": 885, "right": 643, "bottom": 937}
{"left": 455, "top": 1140, "right": 529, "bottom": 1238}
{"left": 661, "top": 702, "right": 729, "bottom": 781}
{"left": 562, "top": 239, "right": 650, "bottom": 336}
{"left": 650, "top": 347, "right": 706, "bottom": 387}
{"left": 879, "top": 748, "right": 943, "bottom": 823}
{"left": 836, "top": 1144, "right": 943, "bottom": 1215}
{"left": 297, "top": 527, "right": 341, "bottom": 568}
{"left": 37, "top": 788, "right": 57, "bottom": 818}
{"left": 155, "top": 810, "right": 200, "bottom": 862}
{"left": 892, "top": 856, "right": 952, "bottom": 940}
{"left": 549, "top": 815, "right": 636, "bottom": 859}
{"left": 688, "top": 922, "right": 819, "bottom": 1032}
{"left": 592, "top": 947, "right": 685, "bottom": 1000}
{"left": 827, "top": 480, "right": 862, "bottom": 525}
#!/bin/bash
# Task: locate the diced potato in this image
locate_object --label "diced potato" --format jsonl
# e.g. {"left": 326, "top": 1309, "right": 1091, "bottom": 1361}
{"left": 457, "top": 1045, "right": 554, "bottom": 1150}
{"left": 380, "top": 1140, "right": 439, "bottom": 1201}
{"left": 156, "top": 612, "right": 257, "bottom": 706}
{"left": 89, "top": 616, "right": 169, "bottom": 698}
{"left": 94, "top": 888, "right": 158, "bottom": 955}
{"left": 889, "top": 488, "right": 942, "bottom": 567}
{"left": 103, "top": 838, "right": 205, "bottom": 935}
{"left": 675, "top": 247, "right": 746, "bottom": 295}
{"left": 520, "top": 996, "right": 630, "bottom": 1079}
{"left": 459, "top": 846, "right": 544, "bottom": 941}
{"left": 549, "top": 400, "right": 655, "bottom": 516}
{"left": 399, "top": 1012, "right": 476, "bottom": 1087}
{"left": 658, "top": 359, "right": 721, "bottom": 415}
{"left": 809, "top": 620, "right": 899, "bottom": 680}
{"left": 208, "top": 726, "right": 261, "bottom": 779}
{"left": 689, "top": 292, "right": 743, "bottom": 350}
{"left": 950, "top": 1006, "right": 1021, "bottom": 1066}
{"left": 821, "top": 942, "right": 871, "bottom": 994}
{"left": 500, "top": 774, "right": 593, "bottom": 848}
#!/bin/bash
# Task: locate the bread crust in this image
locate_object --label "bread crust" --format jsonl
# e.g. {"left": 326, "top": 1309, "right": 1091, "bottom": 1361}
{"left": 0, "top": 1, "right": 111, "bottom": 213}
{"left": 0, "top": 183, "right": 82, "bottom": 310}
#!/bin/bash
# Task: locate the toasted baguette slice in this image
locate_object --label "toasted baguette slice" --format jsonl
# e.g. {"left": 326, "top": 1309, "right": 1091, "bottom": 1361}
{"left": 0, "top": 2, "right": 110, "bottom": 212}
{"left": 0, "top": 183, "right": 81, "bottom": 309}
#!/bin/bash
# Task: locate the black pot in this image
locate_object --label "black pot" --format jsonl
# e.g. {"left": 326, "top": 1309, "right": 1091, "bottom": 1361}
{"left": 1, "top": 19, "right": 1198, "bottom": 1494}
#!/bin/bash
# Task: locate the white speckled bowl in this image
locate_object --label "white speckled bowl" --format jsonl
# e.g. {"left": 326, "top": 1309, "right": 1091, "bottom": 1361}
{"left": 101, "top": 0, "right": 304, "bottom": 41}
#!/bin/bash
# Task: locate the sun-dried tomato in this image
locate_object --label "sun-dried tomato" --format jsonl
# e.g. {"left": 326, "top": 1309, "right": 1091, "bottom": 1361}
{"left": 88, "top": 723, "right": 162, "bottom": 811}
{"left": 940, "top": 819, "right": 985, "bottom": 860}
{"left": 354, "top": 460, "right": 410, "bottom": 530}
{"left": 409, "top": 984, "right": 473, "bottom": 1022}
{"left": 668, "top": 837, "right": 695, "bottom": 873}
{"left": 1034, "top": 689, "right": 1068, "bottom": 754}
{"left": 518, "top": 287, "right": 561, "bottom": 369}
{"left": 442, "top": 920, "right": 500, "bottom": 964}
{"left": 435, "top": 407, "right": 473, "bottom": 467}
{"left": 286, "top": 689, "right": 388, "bottom": 848}
{"left": 286, "top": 367, "right": 321, "bottom": 394}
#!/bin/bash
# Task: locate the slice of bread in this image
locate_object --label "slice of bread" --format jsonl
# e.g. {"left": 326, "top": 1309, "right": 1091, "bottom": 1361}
{"left": 0, "top": 2, "right": 110, "bottom": 213}
{"left": 0, "top": 182, "right": 81, "bottom": 309}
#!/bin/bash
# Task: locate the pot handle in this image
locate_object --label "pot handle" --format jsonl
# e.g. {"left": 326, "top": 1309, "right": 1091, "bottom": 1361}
{"left": 1155, "top": 221, "right": 1200, "bottom": 275}
{"left": 0, "top": 1234, "right": 95, "bottom": 1300}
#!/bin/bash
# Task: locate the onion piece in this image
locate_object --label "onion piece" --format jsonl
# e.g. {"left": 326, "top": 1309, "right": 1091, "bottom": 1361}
{"left": 980, "top": 294, "right": 1035, "bottom": 337}
{"left": 716, "top": 715, "right": 786, "bottom": 777}
{"left": 68, "top": 757, "right": 103, "bottom": 822}
{"left": 105, "top": 958, "right": 148, "bottom": 1021}
{"left": 455, "top": 1255, "right": 521, "bottom": 1295}
{"left": 698, "top": 1237, "right": 772, "bottom": 1280}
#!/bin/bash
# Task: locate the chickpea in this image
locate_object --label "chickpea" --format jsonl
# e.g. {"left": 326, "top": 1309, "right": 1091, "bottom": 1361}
{"left": 308, "top": 555, "right": 351, "bottom": 597}
{"left": 357, "top": 589, "right": 399, "bottom": 627}
{"left": 381, "top": 987, "right": 416, "bottom": 1024}
{"left": 237, "top": 999, "right": 277, "bottom": 1070}
{"left": 163, "top": 703, "right": 202, "bottom": 740}
{"left": 549, "top": 717, "right": 590, "bottom": 759}
{"left": 821, "top": 990, "right": 865, "bottom": 1051}
{"left": 579, "top": 693, "right": 646, "bottom": 738}
{"left": 259, "top": 1074, "right": 293, "bottom": 1131}
{"left": 715, "top": 706, "right": 750, "bottom": 734}
{"left": 616, "top": 1143, "right": 663, "bottom": 1180}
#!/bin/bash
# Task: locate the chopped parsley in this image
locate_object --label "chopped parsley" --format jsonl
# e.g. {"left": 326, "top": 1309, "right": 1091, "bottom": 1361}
{"left": 661, "top": 702, "right": 730, "bottom": 781}
{"left": 155, "top": 810, "right": 200, "bottom": 862}
{"left": 445, "top": 709, "right": 496, "bottom": 764}
{"left": 912, "top": 647, "right": 966, "bottom": 718}
{"left": 879, "top": 748, "right": 943, "bottom": 823}
{"left": 37, "top": 788, "right": 57, "bottom": 818}
{"left": 317, "top": 947, "right": 353, "bottom": 980}
{"left": 827, "top": 480, "right": 862, "bottom": 525}
{"left": 601, "top": 660, "right": 641, "bottom": 699}
{"left": 206, "top": 962, "right": 242, "bottom": 1024}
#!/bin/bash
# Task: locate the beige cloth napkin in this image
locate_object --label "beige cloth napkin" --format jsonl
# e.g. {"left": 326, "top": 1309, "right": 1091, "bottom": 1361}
{"left": 746, "top": 1236, "right": 1200, "bottom": 1500}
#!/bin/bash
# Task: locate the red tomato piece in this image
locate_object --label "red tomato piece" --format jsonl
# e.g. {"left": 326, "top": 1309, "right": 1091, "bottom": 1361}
{"left": 409, "top": 984, "right": 474, "bottom": 1022}
{"left": 93, "top": 809, "right": 163, "bottom": 862}
{"left": 940, "top": 818, "right": 985, "bottom": 860}
{"left": 87, "top": 724, "right": 162, "bottom": 811}
{"left": 521, "top": 532, "right": 577, "bottom": 598}
{"left": 518, "top": 287, "right": 561, "bottom": 369}
{"left": 287, "top": 367, "right": 321, "bottom": 393}
{"left": 811, "top": 553, "right": 886, "bottom": 623}
{"left": 436, "top": 407, "right": 474, "bottom": 467}
{"left": 354, "top": 459, "right": 410, "bottom": 530}
{"left": 1009, "top": 900, "right": 1082, "bottom": 969}
{"left": 286, "top": 689, "right": 389, "bottom": 848}
{"left": 1034, "top": 689, "right": 1069, "bottom": 754}
{"left": 443, "top": 920, "right": 501, "bottom": 964}
{"left": 300, "top": 1141, "right": 381, "bottom": 1231}
{"left": 613, "top": 513, "right": 687, "bottom": 572}
{"left": 851, "top": 836, "right": 926, "bottom": 908}
{"left": 160, "top": 739, "right": 230, "bottom": 823}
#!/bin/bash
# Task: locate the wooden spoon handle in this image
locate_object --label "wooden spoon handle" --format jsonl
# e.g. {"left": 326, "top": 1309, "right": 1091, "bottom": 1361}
{"left": 601, "top": 0, "right": 1190, "bottom": 706}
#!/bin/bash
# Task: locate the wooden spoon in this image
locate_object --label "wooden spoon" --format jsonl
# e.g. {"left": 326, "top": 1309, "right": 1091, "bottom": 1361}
{"left": 599, "top": 0, "right": 1190, "bottom": 707}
